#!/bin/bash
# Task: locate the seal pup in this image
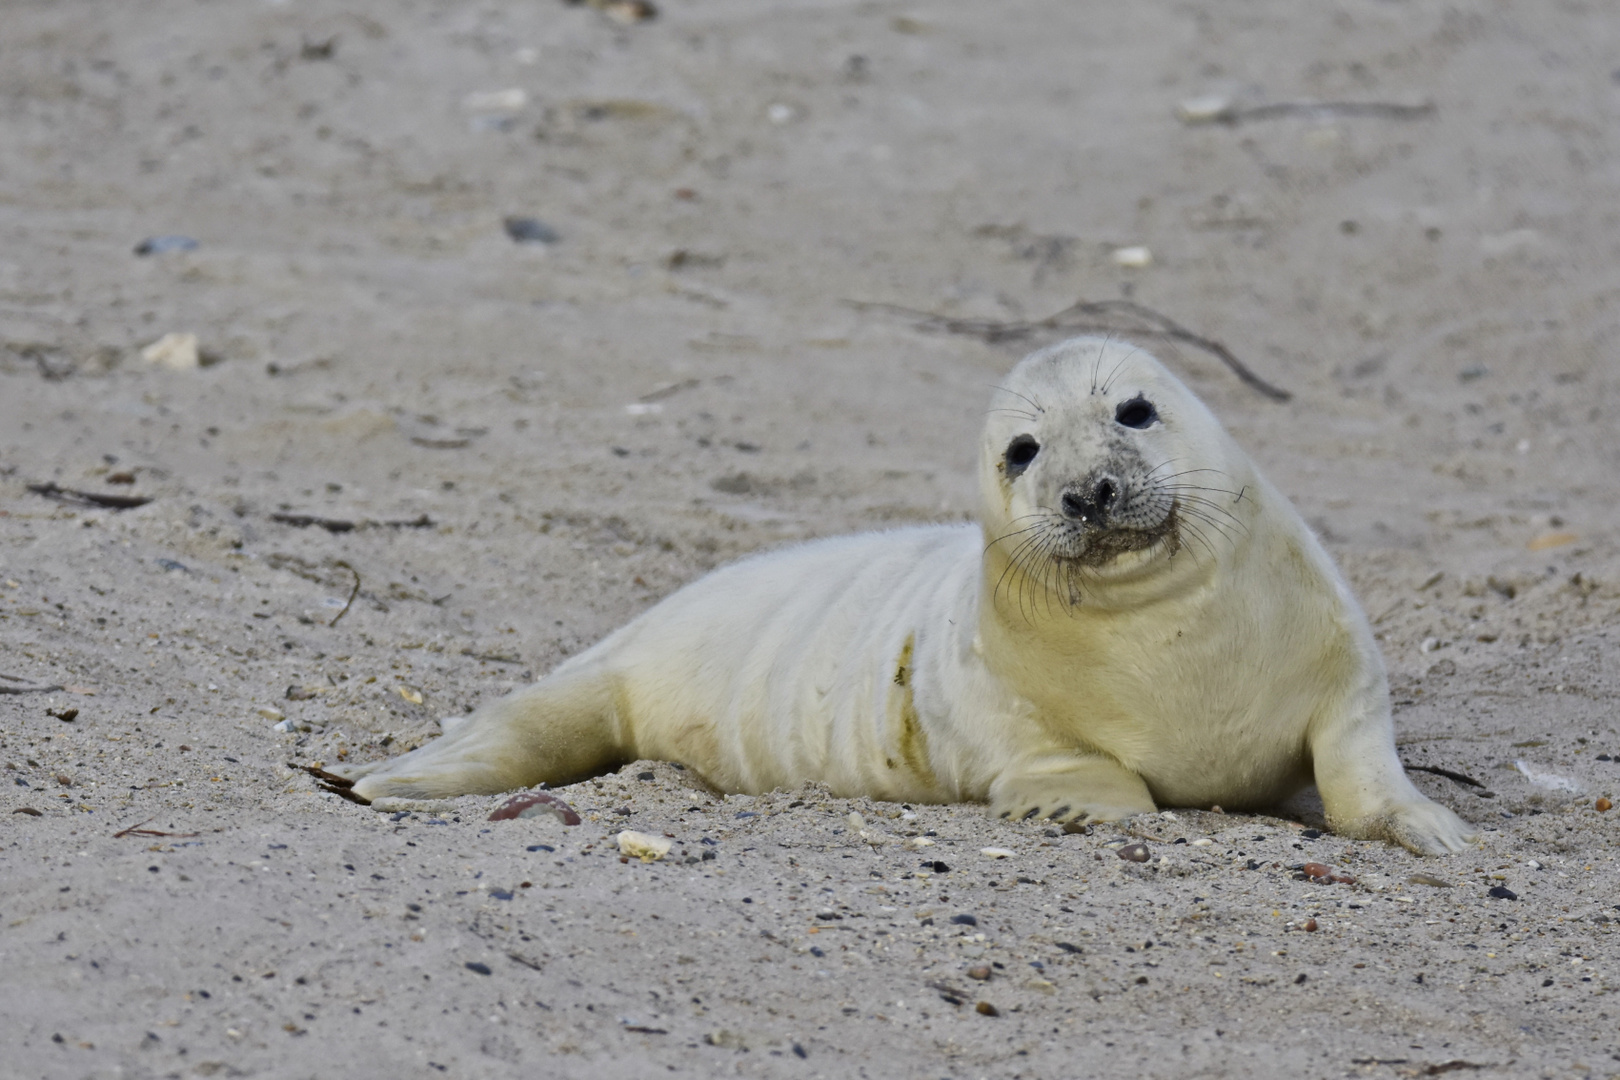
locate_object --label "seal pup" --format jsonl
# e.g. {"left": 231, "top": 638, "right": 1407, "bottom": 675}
{"left": 332, "top": 337, "right": 1476, "bottom": 855}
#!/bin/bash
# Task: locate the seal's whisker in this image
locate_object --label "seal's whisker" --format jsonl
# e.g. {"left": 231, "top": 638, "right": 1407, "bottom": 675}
{"left": 990, "top": 384, "right": 1046, "bottom": 415}
{"left": 986, "top": 408, "right": 1040, "bottom": 422}
{"left": 1100, "top": 345, "right": 1144, "bottom": 396}
{"left": 1164, "top": 494, "right": 1249, "bottom": 538}
{"left": 994, "top": 529, "right": 1042, "bottom": 605}
{"left": 1158, "top": 480, "right": 1246, "bottom": 499}
{"left": 1176, "top": 518, "right": 1222, "bottom": 563}
{"left": 1171, "top": 499, "right": 1242, "bottom": 539}
{"left": 1162, "top": 488, "right": 1246, "bottom": 517}
{"left": 983, "top": 519, "right": 1049, "bottom": 555}
{"left": 1175, "top": 511, "right": 1240, "bottom": 554}
{"left": 994, "top": 527, "right": 1053, "bottom": 623}
{"left": 1029, "top": 526, "right": 1064, "bottom": 621}
{"left": 1151, "top": 466, "right": 1238, "bottom": 484}
{"left": 1015, "top": 530, "right": 1051, "bottom": 624}
{"left": 1155, "top": 486, "right": 1249, "bottom": 527}
{"left": 1088, "top": 333, "right": 1115, "bottom": 395}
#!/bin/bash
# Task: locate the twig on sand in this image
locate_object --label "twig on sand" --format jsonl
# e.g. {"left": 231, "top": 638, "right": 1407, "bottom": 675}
{"left": 1404, "top": 762, "right": 1495, "bottom": 797}
{"left": 1183, "top": 99, "right": 1435, "bottom": 126}
{"left": 847, "top": 296, "right": 1292, "bottom": 402}
{"left": 328, "top": 561, "right": 361, "bottom": 627}
{"left": 25, "top": 482, "right": 154, "bottom": 510}
{"left": 113, "top": 819, "right": 200, "bottom": 839}
{"left": 291, "top": 762, "right": 373, "bottom": 806}
{"left": 0, "top": 673, "right": 63, "bottom": 695}
{"left": 269, "top": 512, "right": 434, "bottom": 533}
{"left": 507, "top": 951, "right": 545, "bottom": 972}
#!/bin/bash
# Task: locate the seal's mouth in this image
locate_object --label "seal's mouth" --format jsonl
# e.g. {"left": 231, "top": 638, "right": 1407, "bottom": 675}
{"left": 1052, "top": 503, "right": 1180, "bottom": 568}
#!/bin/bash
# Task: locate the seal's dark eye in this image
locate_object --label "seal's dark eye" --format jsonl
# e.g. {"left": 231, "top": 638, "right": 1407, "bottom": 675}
{"left": 1003, "top": 435, "right": 1039, "bottom": 479}
{"left": 1114, "top": 396, "right": 1158, "bottom": 429}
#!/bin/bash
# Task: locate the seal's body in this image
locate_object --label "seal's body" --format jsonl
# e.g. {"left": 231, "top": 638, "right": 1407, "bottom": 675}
{"left": 338, "top": 337, "right": 1475, "bottom": 855}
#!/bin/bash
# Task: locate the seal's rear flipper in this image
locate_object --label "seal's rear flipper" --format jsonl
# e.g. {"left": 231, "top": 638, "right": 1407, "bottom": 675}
{"left": 290, "top": 762, "right": 373, "bottom": 806}
{"left": 342, "top": 666, "right": 631, "bottom": 803}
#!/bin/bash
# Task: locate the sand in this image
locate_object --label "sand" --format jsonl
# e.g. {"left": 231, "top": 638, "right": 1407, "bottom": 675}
{"left": 4, "top": 2, "right": 1620, "bottom": 1077}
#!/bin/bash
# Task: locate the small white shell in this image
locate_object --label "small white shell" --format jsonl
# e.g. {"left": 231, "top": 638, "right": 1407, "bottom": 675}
{"left": 1110, "top": 246, "right": 1153, "bottom": 269}
{"left": 617, "top": 830, "right": 673, "bottom": 861}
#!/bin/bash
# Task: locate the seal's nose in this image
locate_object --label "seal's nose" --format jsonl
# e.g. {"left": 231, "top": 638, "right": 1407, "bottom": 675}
{"left": 1061, "top": 477, "right": 1118, "bottom": 525}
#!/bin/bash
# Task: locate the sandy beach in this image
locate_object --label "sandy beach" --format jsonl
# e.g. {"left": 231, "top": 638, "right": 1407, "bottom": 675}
{"left": 4, "top": 2, "right": 1620, "bottom": 1076}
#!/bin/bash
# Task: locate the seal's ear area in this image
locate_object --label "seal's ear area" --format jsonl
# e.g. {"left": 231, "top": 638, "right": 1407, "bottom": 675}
{"left": 1113, "top": 395, "right": 1159, "bottom": 430}
{"left": 1002, "top": 434, "right": 1040, "bottom": 479}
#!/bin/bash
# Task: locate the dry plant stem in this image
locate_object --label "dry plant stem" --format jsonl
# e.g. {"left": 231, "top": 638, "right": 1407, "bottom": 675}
{"left": 328, "top": 561, "right": 361, "bottom": 627}
{"left": 270, "top": 512, "right": 434, "bottom": 532}
{"left": 0, "top": 673, "right": 63, "bottom": 694}
{"left": 1233, "top": 101, "right": 1434, "bottom": 124}
{"left": 113, "top": 819, "right": 199, "bottom": 839}
{"left": 1402, "top": 762, "right": 1489, "bottom": 790}
{"left": 851, "top": 297, "right": 1292, "bottom": 402}
{"left": 25, "top": 482, "right": 154, "bottom": 510}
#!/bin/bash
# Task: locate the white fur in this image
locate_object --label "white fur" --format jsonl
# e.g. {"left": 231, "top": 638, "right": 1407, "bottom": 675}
{"left": 337, "top": 338, "right": 1476, "bottom": 855}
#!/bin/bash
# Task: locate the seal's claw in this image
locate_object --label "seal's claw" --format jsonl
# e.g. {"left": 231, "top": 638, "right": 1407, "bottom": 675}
{"left": 1334, "top": 797, "right": 1479, "bottom": 856}
{"left": 989, "top": 755, "right": 1157, "bottom": 827}
{"left": 1386, "top": 799, "right": 1479, "bottom": 856}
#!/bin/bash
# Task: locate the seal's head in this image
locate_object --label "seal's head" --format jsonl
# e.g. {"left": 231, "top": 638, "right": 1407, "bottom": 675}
{"left": 978, "top": 337, "right": 1253, "bottom": 602}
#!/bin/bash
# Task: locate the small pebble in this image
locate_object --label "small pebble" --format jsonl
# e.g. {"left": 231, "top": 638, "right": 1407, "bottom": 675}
{"left": 1191, "top": 838, "right": 1214, "bottom": 846}
{"left": 1408, "top": 873, "right": 1450, "bottom": 888}
{"left": 1117, "top": 842, "right": 1151, "bottom": 863}
{"left": 1488, "top": 886, "right": 1519, "bottom": 901}
{"left": 1301, "top": 918, "right": 1318, "bottom": 932}
{"left": 503, "top": 216, "right": 559, "bottom": 244}
{"left": 1300, "top": 829, "right": 1322, "bottom": 839}
{"left": 488, "top": 791, "right": 582, "bottom": 825}
{"left": 141, "top": 332, "right": 201, "bottom": 371}
{"left": 975, "top": 1001, "right": 999, "bottom": 1017}
{"left": 594, "top": 0, "right": 656, "bottom": 24}
{"left": 1300, "top": 862, "right": 1332, "bottom": 880}
{"left": 134, "top": 235, "right": 199, "bottom": 256}
{"left": 949, "top": 913, "right": 978, "bottom": 927}
{"left": 464, "top": 88, "right": 527, "bottom": 112}
{"left": 1596, "top": 797, "right": 1613, "bottom": 812}
{"left": 921, "top": 860, "right": 950, "bottom": 873}
{"left": 1175, "top": 94, "right": 1235, "bottom": 124}
{"left": 966, "top": 965, "right": 991, "bottom": 981}
{"left": 979, "top": 847, "right": 1015, "bottom": 859}
{"left": 464, "top": 962, "right": 492, "bottom": 976}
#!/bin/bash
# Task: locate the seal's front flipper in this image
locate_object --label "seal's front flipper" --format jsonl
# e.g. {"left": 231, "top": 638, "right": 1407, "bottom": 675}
{"left": 331, "top": 668, "right": 630, "bottom": 804}
{"left": 1311, "top": 703, "right": 1480, "bottom": 856}
{"left": 988, "top": 753, "right": 1157, "bottom": 824}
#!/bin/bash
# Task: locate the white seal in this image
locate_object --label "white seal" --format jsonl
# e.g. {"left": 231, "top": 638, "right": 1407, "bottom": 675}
{"left": 334, "top": 337, "right": 1476, "bottom": 855}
